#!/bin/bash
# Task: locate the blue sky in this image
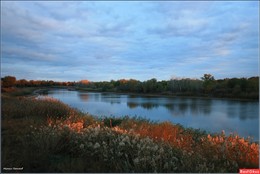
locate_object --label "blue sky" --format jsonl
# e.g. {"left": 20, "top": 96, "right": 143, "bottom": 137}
{"left": 1, "top": 1, "right": 259, "bottom": 82}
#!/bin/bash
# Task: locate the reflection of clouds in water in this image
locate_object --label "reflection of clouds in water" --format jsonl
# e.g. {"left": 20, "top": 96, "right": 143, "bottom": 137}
{"left": 186, "top": 112, "right": 232, "bottom": 135}
{"left": 214, "top": 114, "right": 234, "bottom": 132}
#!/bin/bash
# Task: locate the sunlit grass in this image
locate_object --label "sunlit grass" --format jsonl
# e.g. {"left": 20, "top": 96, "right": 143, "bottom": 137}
{"left": 1, "top": 95, "right": 259, "bottom": 173}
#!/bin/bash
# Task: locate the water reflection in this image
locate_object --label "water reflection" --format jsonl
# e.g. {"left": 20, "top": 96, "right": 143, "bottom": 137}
{"left": 101, "top": 93, "right": 121, "bottom": 98}
{"left": 239, "top": 102, "right": 259, "bottom": 120}
{"left": 78, "top": 93, "right": 89, "bottom": 101}
{"left": 127, "top": 102, "right": 139, "bottom": 109}
{"left": 164, "top": 103, "right": 185, "bottom": 117}
{"left": 227, "top": 103, "right": 237, "bottom": 119}
{"left": 164, "top": 103, "right": 175, "bottom": 111}
{"left": 76, "top": 92, "right": 257, "bottom": 121}
{"left": 126, "top": 98, "right": 213, "bottom": 117}
{"left": 141, "top": 103, "right": 159, "bottom": 110}
{"left": 93, "top": 93, "right": 100, "bottom": 102}
{"left": 226, "top": 101, "right": 259, "bottom": 120}
{"left": 201, "top": 99, "right": 212, "bottom": 115}
{"left": 127, "top": 102, "right": 160, "bottom": 110}
{"left": 46, "top": 90, "right": 259, "bottom": 140}
{"left": 179, "top": 103, "right": 188, "bottom": 113}
{"left": 101, "top": 97, "right": 121, "bottom": 104}
{"left": 100, "top": 93, "right": 121, "bottom": 104}
{"left": 188, "top": 99, "right": 211, "bottom": 115}
{"left": 190, "top": 99, "right": 199, "bottom": 114}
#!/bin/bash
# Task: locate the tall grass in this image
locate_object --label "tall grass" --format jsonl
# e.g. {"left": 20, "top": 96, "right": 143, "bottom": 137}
{"left": 1, "top": 87, "right": 39, "bottom": 97}
{"left": 116, "top": 117, "right": 259, "bottom": 170}
{"left": 1, "top": 95, "right": 259, "bottom": 173}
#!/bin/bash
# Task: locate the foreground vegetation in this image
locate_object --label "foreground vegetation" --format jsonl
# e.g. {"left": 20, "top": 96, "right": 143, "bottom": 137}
{"left": 1, "top": 90, "right": 259, "bottom": 173}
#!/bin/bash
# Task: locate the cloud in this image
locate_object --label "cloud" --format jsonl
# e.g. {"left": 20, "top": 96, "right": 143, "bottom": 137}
{"left": 34, "top": 1, "right": 89, "bottom": 21}
{"left": 147, "top": 14, "right": 209, "bottom": 37}
{"left": 97, "top": 20, "right": 132, "bottom": 37}
{"left": 2, "top": 45, "right": 58, "bottom": 62}
{"left": 145, "top": 2, "right": 212, "bottom": 37}
{"left": 1, "top": 1, "right": 259, "bottom": 81}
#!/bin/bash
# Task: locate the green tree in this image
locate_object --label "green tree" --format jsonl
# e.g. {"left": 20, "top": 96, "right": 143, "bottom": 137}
{"left": 201, "top": 74, "right": 215, "bottom": 81}
{"left": 201, "top": 74, "right": 215, "bottom": 94}
{"left": 145, "top": 78, "right": 157, "bottom": 93}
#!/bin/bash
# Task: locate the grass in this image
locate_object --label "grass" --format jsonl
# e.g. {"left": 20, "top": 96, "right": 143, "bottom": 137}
{"left": 1, "top": 87, "right": 50, "bottom": 97}
{"left": 1, "top": 93, "right": 259, "bottom": 173}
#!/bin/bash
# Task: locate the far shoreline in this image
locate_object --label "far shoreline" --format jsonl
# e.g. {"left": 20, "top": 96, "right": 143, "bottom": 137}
{"left": 17, "top": 86, "right": 259, "bottom": 102}
{"left": 58, "top": 86, "right": 259, "bottom": 102}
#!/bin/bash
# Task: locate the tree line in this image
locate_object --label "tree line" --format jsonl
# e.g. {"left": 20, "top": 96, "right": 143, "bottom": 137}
{"left": 1, "top": 74, "right": 259, "bottom": 99}
{"left": 1, "top": 76, "right": 75, "bottom": 88}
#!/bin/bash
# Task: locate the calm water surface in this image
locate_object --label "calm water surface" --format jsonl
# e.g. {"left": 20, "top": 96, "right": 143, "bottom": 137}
{"left": 45, "top": 89, "right": 259, "bottom": 140}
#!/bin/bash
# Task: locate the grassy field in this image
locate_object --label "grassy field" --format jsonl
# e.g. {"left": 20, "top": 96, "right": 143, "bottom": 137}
{"left": 1, "top": 89, "right": 259, "bottom": 173}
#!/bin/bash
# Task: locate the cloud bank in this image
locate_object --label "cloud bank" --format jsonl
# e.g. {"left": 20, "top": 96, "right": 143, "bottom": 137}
{"left": 1, "top": 1, "right": 259, "bottom": 81}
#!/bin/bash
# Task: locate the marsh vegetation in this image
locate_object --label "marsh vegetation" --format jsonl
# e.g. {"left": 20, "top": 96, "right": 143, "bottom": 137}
{"left": 1, "top": 89, "right": 259, "bottom": 173}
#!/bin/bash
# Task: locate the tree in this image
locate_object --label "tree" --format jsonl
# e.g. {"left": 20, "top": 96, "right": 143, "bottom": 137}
{"left": 201, "top": 74, "right": 215, "bottom": 94}
{"left": 16, "top": 79, "right": 28, "bottom": 87}
{"left": 201, "top": 74, "right": 215, "bottom": 81}
{"left": 79, "top": 80, "right": 90, "bottom": 85}
{"left": 2, "top": 76, "right": 16, "bottom": 87}
{"left": 146, "top": 78, "right": 157, "bottom": 93}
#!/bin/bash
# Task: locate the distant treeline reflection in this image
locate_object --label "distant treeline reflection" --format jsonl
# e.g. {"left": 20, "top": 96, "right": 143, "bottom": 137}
{"left": 77, "top": 92, "right": 258, "bottom": 120}
{"left": 127, "top": 99, "right": 212, "bottom": 116}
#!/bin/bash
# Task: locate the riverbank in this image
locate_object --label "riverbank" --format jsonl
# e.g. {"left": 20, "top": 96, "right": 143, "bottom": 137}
{"left": 1, "top": 87, "right": 49, "bottom": 97}
{"left": 75, "top": 86, "right": 258, "bottom": 102}
{"left": 1, "top": 91, "right": 259, "bottom": 173}
{"left": 3, "top": 86, "right": 257, "bottom": 102}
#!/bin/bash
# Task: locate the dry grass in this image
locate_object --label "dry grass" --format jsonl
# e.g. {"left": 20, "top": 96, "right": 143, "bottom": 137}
{"left": 1, "top": 95, "right": 259, "bottom": 173}
{"left": 118, "top": 117, "right": 259, "bottom": 171}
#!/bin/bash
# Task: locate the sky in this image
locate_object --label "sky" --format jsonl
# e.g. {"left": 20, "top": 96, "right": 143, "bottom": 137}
{"left": 1, "top": 1, "right": 259, "bottom": 82}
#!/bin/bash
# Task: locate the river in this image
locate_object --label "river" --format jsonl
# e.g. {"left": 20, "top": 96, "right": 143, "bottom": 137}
{"left": 43, "top": 89, "right": 259, "bottom": 141}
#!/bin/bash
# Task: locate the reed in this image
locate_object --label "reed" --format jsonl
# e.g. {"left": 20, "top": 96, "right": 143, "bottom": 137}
{"left": 1, "top": 95, "right": 259, "bottom": 173}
